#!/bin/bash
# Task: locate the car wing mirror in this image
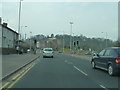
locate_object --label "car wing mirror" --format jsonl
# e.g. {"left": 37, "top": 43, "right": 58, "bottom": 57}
{"left": 93, "top": 53, "right": 95, "bottom": 56}
{"left": 96, "top": 53, "right": 99, "bottom": 57}
{"left": 93, "top": 53, "right": 97, "bottom": 56}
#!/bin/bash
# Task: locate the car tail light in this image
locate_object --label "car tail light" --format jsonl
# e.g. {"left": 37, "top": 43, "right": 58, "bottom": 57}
{"left": 115, "top": 57, "right": 120, "bottom": 63}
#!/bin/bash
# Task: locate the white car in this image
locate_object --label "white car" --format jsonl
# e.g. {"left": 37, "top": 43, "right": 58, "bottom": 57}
{"left": 43, "top": 48, "right": 54, "bottom": 58}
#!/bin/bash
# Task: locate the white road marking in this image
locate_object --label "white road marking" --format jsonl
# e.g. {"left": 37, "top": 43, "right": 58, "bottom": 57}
{"left": 99, "top": 85, "right": 108, "bottom": 90}
{"left": 73, "top": 66, "right": 88, "bottom": 76}
{"left": 64, "top": 60, "right": 73, "bottom": 64}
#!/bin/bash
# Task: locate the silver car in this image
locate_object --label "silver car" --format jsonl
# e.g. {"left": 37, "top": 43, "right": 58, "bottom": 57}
{"left": 43, "top": 48, "right": 54, "bottom": 58}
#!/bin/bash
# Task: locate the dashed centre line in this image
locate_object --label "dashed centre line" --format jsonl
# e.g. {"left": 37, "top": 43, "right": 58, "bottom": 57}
{"left": 64, "top": 60, "right": 88, "bottom": 76}
{"left": 73, "top": 66, "right": 108, "bottom": 90}
{"left": 73, "top": 66, "right": 88, "bottom": 76}
{"left": 99, "top": 85, "right": 108, "bottom": 90}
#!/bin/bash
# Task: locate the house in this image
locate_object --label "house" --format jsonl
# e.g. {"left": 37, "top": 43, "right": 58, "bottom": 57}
{"left": 0, "top": 17, "right": 19, "bottom": 54}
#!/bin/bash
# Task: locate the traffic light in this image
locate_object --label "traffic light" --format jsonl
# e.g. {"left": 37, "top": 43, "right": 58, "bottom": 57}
{"left": 34, "top": 40, "right": 37, "bottom": 44}
{"left": 77, "top": 41, "right": 79, "bottom": 45}
{"left": 74, "top": 42, "right": 76, "bottom": 46}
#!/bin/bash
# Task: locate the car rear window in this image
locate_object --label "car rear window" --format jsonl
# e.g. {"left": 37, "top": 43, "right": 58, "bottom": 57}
{"left": 115, "top": 49, "right": 120, "bottom": 56}
{"left": 44, "top": 49, "right": 53, "bottom": 51}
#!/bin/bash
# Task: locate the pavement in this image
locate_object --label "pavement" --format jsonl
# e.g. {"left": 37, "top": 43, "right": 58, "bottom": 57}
{"left": 2, "top": 53, "right": 40, "bottom": 79}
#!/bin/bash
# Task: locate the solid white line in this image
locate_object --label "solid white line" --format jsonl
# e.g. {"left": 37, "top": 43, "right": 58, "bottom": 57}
{"left": 73, "top": 66, "right": 88, "bottom": 76}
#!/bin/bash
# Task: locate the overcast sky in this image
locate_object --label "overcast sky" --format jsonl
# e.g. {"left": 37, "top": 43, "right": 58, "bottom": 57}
{"left": 1, "top": 0, "right": 118, "bottom": 41}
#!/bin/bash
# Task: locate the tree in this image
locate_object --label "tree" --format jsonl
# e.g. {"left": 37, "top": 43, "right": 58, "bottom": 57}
{"left": 51, "top": 34, "right": 54, "bottom": 38}
{"left": 114, "top": 40, "right": 120, "bottom": 47}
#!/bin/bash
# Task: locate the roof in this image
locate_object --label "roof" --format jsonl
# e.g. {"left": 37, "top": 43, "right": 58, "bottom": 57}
{"left": 1, "top": 24, "right": 19, "bottom": 35}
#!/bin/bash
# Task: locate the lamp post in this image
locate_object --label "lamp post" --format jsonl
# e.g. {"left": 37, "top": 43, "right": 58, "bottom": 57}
{"left": 62, "top": 31, "right": 64, "bottom": 53}
{"left": 102, "top": 32, "right": 108, "bottom": 47}
{"left": 18, "top": 0, "right": 23, "bottom": 45}
{"left": 25, "top": 34, "right": 27, "bottom": 40}
{"left": 73, "top": 33, "right": 75, "bottom": 54}
{"left": 20, "top": 26, "right": 27, "bottom": 40}
{"left": 30, "top": 31, "right": 32, "bottom": 52}
{"left": 70, "top": 22, "right": 73, "bottom": 52}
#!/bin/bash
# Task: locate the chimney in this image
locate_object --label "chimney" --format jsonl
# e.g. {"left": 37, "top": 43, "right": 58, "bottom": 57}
{"left": 3, "top": 23, "right": 8, "bottom": 27}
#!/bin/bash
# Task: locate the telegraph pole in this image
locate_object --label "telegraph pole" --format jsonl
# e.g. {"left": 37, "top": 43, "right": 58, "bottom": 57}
{"left": 63, "top": 31, "right": 64, "bottom": 52}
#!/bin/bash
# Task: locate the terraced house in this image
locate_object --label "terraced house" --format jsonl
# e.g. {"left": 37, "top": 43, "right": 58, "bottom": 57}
{"left": 0, "top": 17, "right": 19, "bottom": 54}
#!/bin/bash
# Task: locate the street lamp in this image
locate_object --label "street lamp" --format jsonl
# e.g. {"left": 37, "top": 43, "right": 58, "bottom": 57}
{"left": 62, "top": 31, "right": 64, "bottom": 53}
{"left": 20, "top": 26, "right": 27, "bottom": 40}
{"left": 70, "top": 22, "right": 73, "bottom": 51}
{"left": 25, "top": 34, "right": 27, "bottom": 40}
{"left": 73, "top": 33, "right": 74, "bottom": 46}
{"left": 73, "top": 33, "right": 75, "bottom": 54}
{"left": 18, "top": 0, "right": 23, "bottom": 45}
{"left": 102, "top": 32, "right": 108, "bottom": 47}
{"left": 30, "top": 31, "right": 32, "bottom": 52}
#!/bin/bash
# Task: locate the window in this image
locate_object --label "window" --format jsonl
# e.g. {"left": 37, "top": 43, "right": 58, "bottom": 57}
{"left": 115, "top": 49, "right": 120, "bottom": 56}
{"left": 104, "top": 50, "right": 111, "bottom": 56}
{"left": 99, "top": 49, "right": 105, "bottom": 56}
{"left": 44, "top": 48, "right": 53, "bottom": 51}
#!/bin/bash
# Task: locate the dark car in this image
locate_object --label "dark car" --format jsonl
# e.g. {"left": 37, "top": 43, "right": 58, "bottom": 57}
{"left": 91, "top": 47, "right": 120, "bottom": 76}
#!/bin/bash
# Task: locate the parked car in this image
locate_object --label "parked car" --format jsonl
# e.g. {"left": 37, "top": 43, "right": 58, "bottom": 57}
{"left": 43, "top": 48, "right": 54, "bottom": 58}
{"left": 91, "top": 47, "right": 120, "bottom": 76}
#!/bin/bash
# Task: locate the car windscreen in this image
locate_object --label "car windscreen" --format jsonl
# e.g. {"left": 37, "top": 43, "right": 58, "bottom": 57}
{"left": 44, "top": 49, "right": 53, "bottom": 51}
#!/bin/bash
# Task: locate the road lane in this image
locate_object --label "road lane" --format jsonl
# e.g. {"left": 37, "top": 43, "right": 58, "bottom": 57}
{"left": 11, "top": 53, "right": 102, "bottom": 88}
{"left": 61, "top": 53, "right": 120, "bottom": 89}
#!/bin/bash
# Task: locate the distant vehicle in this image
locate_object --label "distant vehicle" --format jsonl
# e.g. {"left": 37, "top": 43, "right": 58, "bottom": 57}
{"left": 91, "top": 47, "right": 120, "bottom": 76}
{"left": 58, "top": 51, "right": 63, "bottom": 53}
{"left": 27, "top": 49, "right": 30, "bottom": 53}
{"left": 43, "top": 48, "right": 54, "bottom": 58}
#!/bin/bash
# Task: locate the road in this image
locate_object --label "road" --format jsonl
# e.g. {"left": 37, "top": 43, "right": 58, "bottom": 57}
{"left": 9, "top": 53, "right": 119, "bottom": 89}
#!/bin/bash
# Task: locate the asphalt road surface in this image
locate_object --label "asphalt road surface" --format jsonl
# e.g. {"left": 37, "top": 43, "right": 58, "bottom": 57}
{"left": 12, "top": 53, "right": 119, "bottom": 89}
